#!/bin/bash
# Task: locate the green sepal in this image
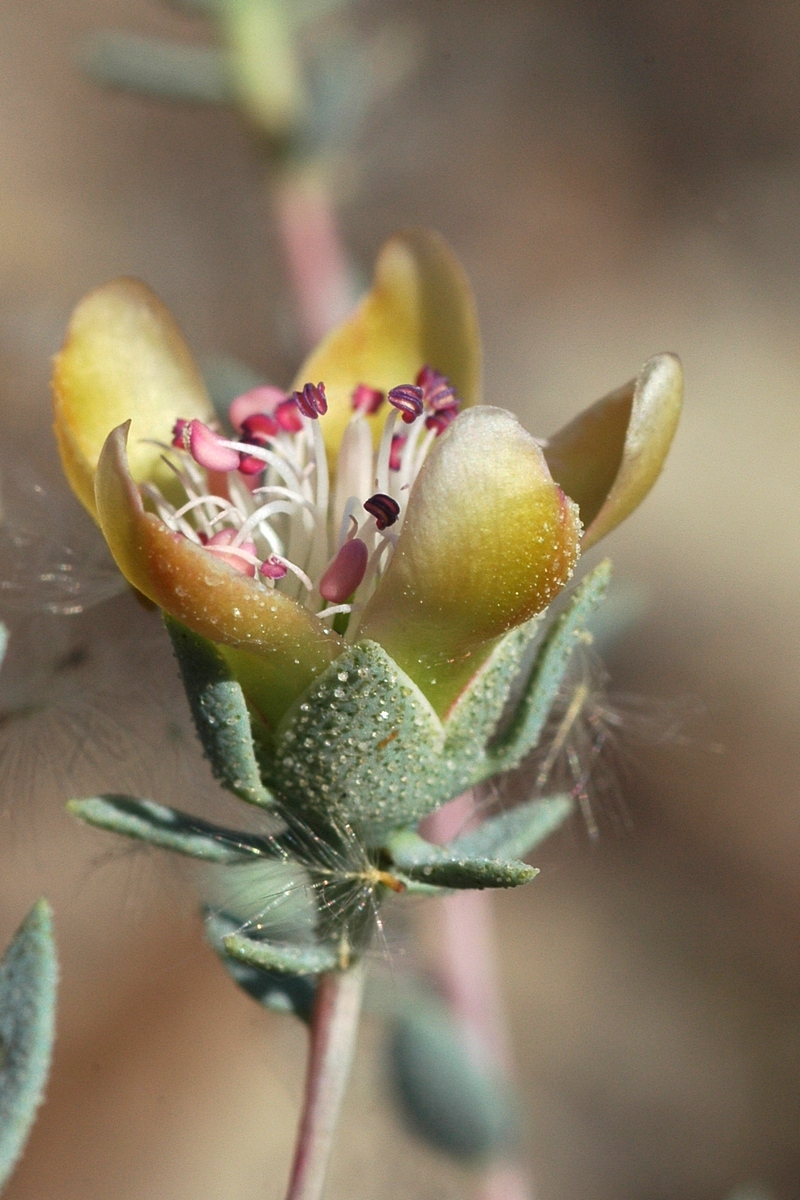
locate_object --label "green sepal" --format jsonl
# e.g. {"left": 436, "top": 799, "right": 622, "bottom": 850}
{"left": 67, "top": 795, "right": 273, "bottom": 863}
{"left": 0, "top": 900, "right": 57, "bottom": 1190}
{"left": 442, "top": 617, "right": 541, "bottom": 766}
{"left": 223, "top": 930, "right": 339, "bottom": 975}
{"left": 266, "top": 640, "right": 453, "bottom": 836}
{"left": 447, "top": 794, "right": 573, "bottom": 861}
{"left": 205, "top": 911, "right": 315, "bottom": 1022}
{"left": 388, "top": 1008, "right": 515, "bottom": 1162}
{"left": 481, "top": 560, "right": 611, "bottom": 779}
{"left": 80, "top": 33, "right": 230, "bottom": 105}
{"left": 165, "top": 616, "right": 274, "bottom": 808}
{"left": 398, "top": 858, "right": 536, "bottom": 890}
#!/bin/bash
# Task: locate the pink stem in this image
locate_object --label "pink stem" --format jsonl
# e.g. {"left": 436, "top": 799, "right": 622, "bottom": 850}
{"left": 270, "top": 164, "right": 356, "bottom": 349}
{"left": 284, "top": 964, "right": 365, "bottom": 1200}
{"left": 422, "top": 793, "right": 535, "bottom": 1200}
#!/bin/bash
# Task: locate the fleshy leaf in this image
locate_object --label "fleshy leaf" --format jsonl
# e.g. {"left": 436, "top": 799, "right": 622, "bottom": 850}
{"left": 389, "top": 1009, "right": 515, "bottom": 1161}
{"left": 165, "top": 617, "right": 274, "bottom": 806}
{"left": 223, "top": 931, "right": 339, "bottom": 975}
{"left": 398, "top": 857, "right": 536, "bottom": 890}
{"left": 53, "top": 278, "right": 214, "bottom": 520}
{"left": 67, "top": 795, "right": 273, "bottom": 863}
{"left": 80, "top": 33, "right": 230, "bottom": 104}
{"left": 447, "top": 795, "right": 573, "bottom": 861}
{"left": 0, "top": 900, "right": 57, "bottom": 1191}
{"left": 544, "top": 354, "right": 683, "bottom": 551}
{"left": 267, "top": 640, "right": 455, "bottom": 836}
{"left": 358, "top": 407, "right": 582, "bottom": 716}
{"left": 205, "top": 912, "right": 314, "bottom": 1022}
{"left": 484, "top": 560, "right": 611, "bottom": 778}
{"left": 94, "top": 424, "right": 343, "bottom": 724}
{"left": 294, "top": 228, "right": 481, "bottom": 457}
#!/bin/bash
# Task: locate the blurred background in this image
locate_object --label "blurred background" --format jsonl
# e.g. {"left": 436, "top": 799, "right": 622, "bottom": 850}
{"left": 0, "top": 1, "right": 799, "bottom": 1197}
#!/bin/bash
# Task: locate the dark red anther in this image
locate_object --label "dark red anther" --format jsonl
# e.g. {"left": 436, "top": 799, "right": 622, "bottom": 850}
{"left": 172, "top": 418, "right": 190, "bottom": 451}
{"left": 425, "top": 401, "right": 460, "bottom": 434}
{"left": 293, "top": 381, "right": 328, "bottom": 419}
{"left": 351, "top": 383, "right": 385, "bottom": 415}
{"left": 389, "top": 433, "right": 406, "bottom": 471}
{"left": 241, "top": 412, "right": 279, "bottom": 443}
{"left": 416, "top": 364, "right": 457, "bottom": 410}
{"left": 274, "top": 397, "right": 304, "bottom": 433}
{"left": 387, "top": 384, "right": 424, "bottom": 424}
{"left": 364, "top": 492, "right": 401, "bottom": 531}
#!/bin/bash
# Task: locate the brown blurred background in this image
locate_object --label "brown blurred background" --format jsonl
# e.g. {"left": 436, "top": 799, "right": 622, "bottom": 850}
{"left": 0, "top": 1, "right": 799, "bottom": 1197}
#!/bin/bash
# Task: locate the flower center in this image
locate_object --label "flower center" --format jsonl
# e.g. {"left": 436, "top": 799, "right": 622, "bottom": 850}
{"left": 145, "top": 366, "right": 460, "bottom": 639}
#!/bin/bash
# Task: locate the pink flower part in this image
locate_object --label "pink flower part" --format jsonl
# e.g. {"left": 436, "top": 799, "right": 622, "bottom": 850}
{"left": 274, "top": 397, "right": 304, "bottom": 433}
{"left": 238, "top": 412, "right": 281, "bottom": 473}
{"left": 318, "top": 537, "right": 369, "bottom": 604}
{"left": 351, "top": 383, "right": 385, "bottom": 415}
{"left": 204, "top": 529, "right": 257, "bottom": 576}
{"left": 228, "top": 385, "right": 288, "bottom": 431}
{"left": 188, "top": 420, "right": 241, "bottom": 472}
{"left": 416, "top": 364, "right": 456, "bottom": 408}
{"left": 388, "top": 384, "right": 424, "bottom": 424}
{"left": 425, "top": 401, "right": 460, "bottom": 434}
{"left": 389, "top": 433, "right": 407, "bottom": 471}
{"left": 260, "top": 556, "right": 288, "bottom": 580}
{"left": 172, "top": 418, "right": 190, "bottom": 450}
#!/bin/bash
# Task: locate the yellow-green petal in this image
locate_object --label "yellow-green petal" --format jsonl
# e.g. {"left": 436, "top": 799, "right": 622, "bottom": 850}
{"left": 543, "top": 353, "right": 683, "bottom": 551}
{"left": 95, "top": 423, "right": 344, "bottom": 725}
{"left": 53, "top": 278, "right": 214, "bottom": 520}
{"left": 293, "top": 228, "right": 482, "bottom": 457}
{"left": 357, "top": 407, "right": 581, "bottom": 716}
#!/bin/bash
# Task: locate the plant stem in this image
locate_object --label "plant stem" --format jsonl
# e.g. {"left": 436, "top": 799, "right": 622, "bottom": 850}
{"left": 284, "top": 963, "right": 365, "bottom": 1200}
{"left": 422, "top": 792, "right": 535, "bottom": 1200}
{"left": 270, "top": 161, "right": 357, "bottom": 349}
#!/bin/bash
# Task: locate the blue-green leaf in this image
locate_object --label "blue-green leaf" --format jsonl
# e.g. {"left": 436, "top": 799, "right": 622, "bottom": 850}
{"left": 398, "top": 858, "right": 536, "bottom": 890}
{"left": 447, "top": 795, "right": 573, "bottom": 862}
{"left": 223, "top": 930, "right": 339, "bottom": 975}
{"left": 67, "top": 795, "right": 272, "bottom": 863}
{"left": 79, "top": 33, "right": 230, "bottom": 105}
{"left": 0, "top": 900, "right": 57, "bottom": 1190}
{"left": 267, "top": 641, "right": 452, "bottom": 837}
{"left": 388, "top": 1009, "right": 515, "bottom": 1162}
{"left": 482, "top": 561, "right": 611, "bottom": 779}
{"left": 205, "top": 911, "right": 315, "bottom": 1022}
{"left": 165, "top": 617, "right": 274, "bottom": 808}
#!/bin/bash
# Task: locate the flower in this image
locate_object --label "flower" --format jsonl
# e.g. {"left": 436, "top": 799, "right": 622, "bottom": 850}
{"left": 52, "top": 229, "right": 682, "bottom": 727}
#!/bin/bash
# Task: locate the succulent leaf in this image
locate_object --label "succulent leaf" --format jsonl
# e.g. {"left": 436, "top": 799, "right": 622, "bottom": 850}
{"left": 165, "top": 616, "right": 275, "bottom": 807}
{"left": 205, "top": 911, "right": 315, "bottom": 1022}
{"left": 223, "top": 931, "right": 339, "bottom": 975}
{"left": 0, "top": 900, "right": 57, "bottom": 1191}
{"left": 397, "top": 857, "right": 537, "bottom": 890}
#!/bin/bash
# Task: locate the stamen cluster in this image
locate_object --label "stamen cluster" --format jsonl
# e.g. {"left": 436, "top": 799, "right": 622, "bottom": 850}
{"left": 149, "top": 366, "right": 460, "bottom": 638}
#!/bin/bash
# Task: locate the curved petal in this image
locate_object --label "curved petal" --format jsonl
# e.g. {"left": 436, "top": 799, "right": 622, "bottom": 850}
{"left": 294, "top": 228, "right": 482, "bottom": 457}
{"left": 358, "top": 407, "right": 581, "bottom": 715}
{"left": 53, "top": 278, "right": 214, "bottom": 520}
{"left": 95, "top": 424, "right": 344, "bottom": 724}
{"left": 544, "top": 353, "right": 683, "bottom": 551}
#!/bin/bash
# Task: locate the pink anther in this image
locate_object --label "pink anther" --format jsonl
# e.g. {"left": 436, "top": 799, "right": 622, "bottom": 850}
{"left": 228, "top": 385, "right": 288, "bottom": 431}
{"left": 260, "top": 556, "right": 289, "bottom": 580}
{"left": 351, "top": 384, "right": 385, "bottom": 416}
{"left": 184, "top": 421, "right": 241, "bottom": 472}
{"left": 274, "top": 397, "right": 304, "bottom": 433}
{"left": 319, "top": 538, "right": 369, "bottom": 604}
{"left": 205, "top": 529, "right": 257, "bottom": 576}
{"left": 389, "top": 433, "right": 407, "bottom": 471}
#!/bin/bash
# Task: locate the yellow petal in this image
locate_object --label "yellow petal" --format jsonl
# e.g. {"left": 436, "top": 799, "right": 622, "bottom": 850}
{"left": 293, "top": 228, "right": 482, "bottom": 457}
{"left": 544, "top": 353, "right": 683, "bottom": 551}
{"left": 358, "top": 407, "right": 581, "bottom": 716}
{"left": 53, "top": 278, "right": 214, "bottom": 520}
{"left": 95, "top": 423, "right": 344, "bottom": 725}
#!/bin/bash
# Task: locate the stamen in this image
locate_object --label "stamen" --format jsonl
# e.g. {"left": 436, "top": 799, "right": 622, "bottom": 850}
{"left": 205, "top": 530, "right": 258, "bottom": 577}
{"left": 260, "top": 556, "right": 288, "bottom": 580}
{"left": 319, "top": 538, "right": 369, "bottom": 604}
{"left": 351, "top": 384, "right": 384, "bottom": 415}
{"left": 364, "top": 493, "right": 400, "bottom": 531}
{"left": 293, "top": 381, "right": 328, "bottom": 419}
{"left": 387, "top": 384, "right": 424, "bottom": 424}
{"left": 228, "top": 385, "right": 288, "bottom": 430}
{"left": 177, "top": 420, "right": 241, "bottom": 473}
